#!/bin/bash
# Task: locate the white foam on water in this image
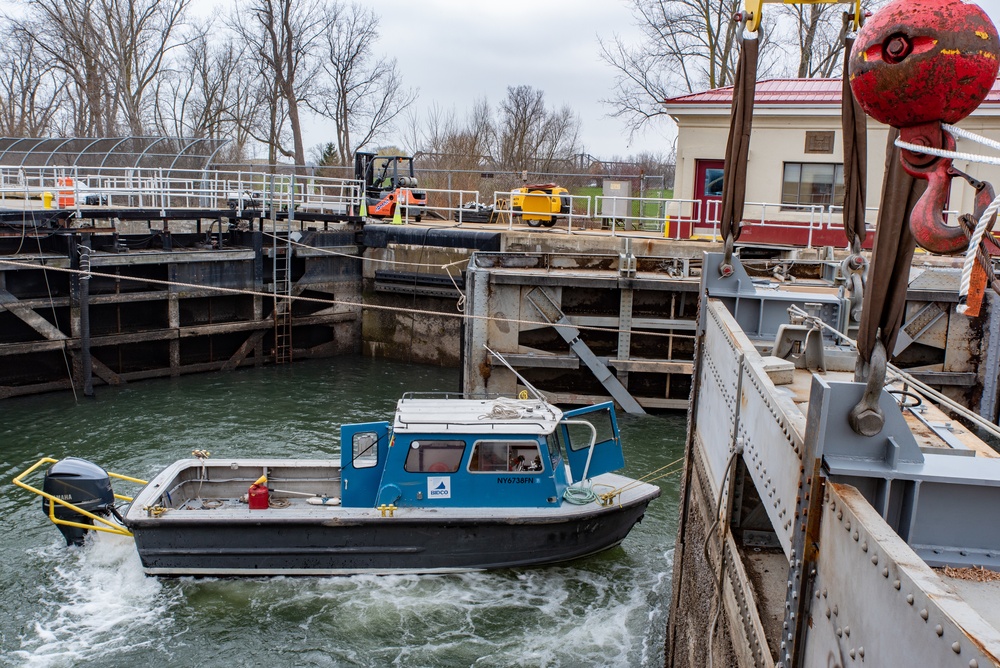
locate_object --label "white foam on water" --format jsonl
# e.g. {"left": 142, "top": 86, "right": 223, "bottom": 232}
{"left": 244, "top": 564, "right": 672, "bottom": 668}
{"left": 12, "top": 535, "right": 175, "bottom": 668}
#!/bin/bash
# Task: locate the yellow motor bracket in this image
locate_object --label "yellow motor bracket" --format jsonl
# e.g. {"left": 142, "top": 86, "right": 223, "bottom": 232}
{"left": 13, "top": 457, "right": 148, "bottom": 539}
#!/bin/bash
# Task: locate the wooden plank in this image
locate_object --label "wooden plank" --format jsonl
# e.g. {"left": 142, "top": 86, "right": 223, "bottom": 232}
{"left": 0, "top": 288, "right": 68, "bottom": 341}
{"left": 222, "top": 331, "right": 265, "bottom": 371}
{"left": 91, "top": 356, "right": 124, "bottom": 386}
{"left": 0, "top": 340, "right": 68, "bottom": 356}
{"left": 490, "top": 353, "right": 580, "bottom": 369}
{"left": 609, "top": 359, "right": 694, "bottom": 374}
{"left": 906, "top": 371, "right": 977, "bottom": 387}
{"left": 0, "top": 379, "right": 73, "bottom": 398}
{"left": 543, "top": 390, "right": 688, "bottom": 410}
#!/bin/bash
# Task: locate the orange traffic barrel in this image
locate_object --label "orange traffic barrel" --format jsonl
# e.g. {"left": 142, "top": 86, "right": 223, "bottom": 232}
{"left": 57, "top": 177, "right": 74, "bottom": 208}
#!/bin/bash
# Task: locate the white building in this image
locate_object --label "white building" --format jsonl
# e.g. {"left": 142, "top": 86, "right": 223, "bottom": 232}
{"left": 662, "top": 78, "right": 1000, "bottom": 247}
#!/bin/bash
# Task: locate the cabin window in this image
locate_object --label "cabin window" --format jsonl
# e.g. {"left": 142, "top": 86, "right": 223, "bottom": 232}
{"left": 469, "top": 441, "right": 543, "bottom": 473}
{"left": 352, "top": 432, "right": 379, "bottom": 468}
{"left": 560, "top": 407, "right": 616, "bottom": 452}
{"left": 404, "top": 439, "right": 466, "bottom": 473}
{"left": 781, "top": 163, "right": 845, "bottom": 207}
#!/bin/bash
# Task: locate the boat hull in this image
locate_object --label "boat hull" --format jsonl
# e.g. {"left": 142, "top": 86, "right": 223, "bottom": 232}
{"left": 128, "top": 497, "right": 655, "bottom": 576}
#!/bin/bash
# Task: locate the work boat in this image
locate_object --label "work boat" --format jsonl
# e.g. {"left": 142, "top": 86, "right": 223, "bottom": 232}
{"left": 17, "top": 394, "right": 659, "bottom": 576}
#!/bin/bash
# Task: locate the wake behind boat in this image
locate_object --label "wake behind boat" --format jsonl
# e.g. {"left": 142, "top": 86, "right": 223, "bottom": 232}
{"left": 16, "top": 393, "right": 659, "bottom": 576}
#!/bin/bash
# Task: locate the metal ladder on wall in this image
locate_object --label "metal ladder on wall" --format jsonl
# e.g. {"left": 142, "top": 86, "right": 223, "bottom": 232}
{"left": 272, "top": 176, "right": 293, "bottom": 364}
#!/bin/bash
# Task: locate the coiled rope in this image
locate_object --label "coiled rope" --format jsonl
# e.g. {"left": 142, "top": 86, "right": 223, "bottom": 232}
{"left": 563, "top": 483, "right": 599, "bottom": 505}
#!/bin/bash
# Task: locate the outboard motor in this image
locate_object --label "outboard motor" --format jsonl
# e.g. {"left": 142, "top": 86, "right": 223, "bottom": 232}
{"left": 42, "top": 457, "right": 116, "bottom": 546}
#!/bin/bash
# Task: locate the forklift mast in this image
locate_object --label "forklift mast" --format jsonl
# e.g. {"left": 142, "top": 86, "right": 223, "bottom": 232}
{"left": 354, "top": 152, "right": 417, "bottom": 197}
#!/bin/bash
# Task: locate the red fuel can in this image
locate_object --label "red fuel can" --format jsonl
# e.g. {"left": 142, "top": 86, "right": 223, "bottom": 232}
{"left": 248, "top": 483, "right": 269, "bottom": 510}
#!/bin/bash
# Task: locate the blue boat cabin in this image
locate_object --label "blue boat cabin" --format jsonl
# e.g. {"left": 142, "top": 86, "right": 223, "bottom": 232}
{"left": 339, "top": 395, "right": 626, "bottom": 508}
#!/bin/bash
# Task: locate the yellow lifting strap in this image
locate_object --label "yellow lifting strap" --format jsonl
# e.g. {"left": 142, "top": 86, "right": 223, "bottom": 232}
{"left": 744, "top": 0, "right": 863, "bottom": 33}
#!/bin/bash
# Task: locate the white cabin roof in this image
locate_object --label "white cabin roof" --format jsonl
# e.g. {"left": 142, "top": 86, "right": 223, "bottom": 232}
{"left": 392, "top": 397, "right": 563, "bottom": 435}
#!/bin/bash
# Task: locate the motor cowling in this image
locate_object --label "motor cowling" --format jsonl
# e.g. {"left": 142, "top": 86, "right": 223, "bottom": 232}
{"left": 42, "top": 457, "right": 115, "bottom": 546}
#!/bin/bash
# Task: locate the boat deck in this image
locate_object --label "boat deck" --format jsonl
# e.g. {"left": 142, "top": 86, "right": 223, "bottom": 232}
{"left": 125, "top": 462, "right": 656, "bottom": 526}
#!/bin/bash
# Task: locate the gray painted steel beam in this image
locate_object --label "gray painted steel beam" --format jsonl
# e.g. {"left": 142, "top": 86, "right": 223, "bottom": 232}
{"left": 525, "top": 286, "right": 645, "bottom": 415}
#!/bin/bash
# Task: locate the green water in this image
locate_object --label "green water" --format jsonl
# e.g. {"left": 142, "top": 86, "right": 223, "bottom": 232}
{"left": 0, "top": 358, "right": 685, "bottom": 667}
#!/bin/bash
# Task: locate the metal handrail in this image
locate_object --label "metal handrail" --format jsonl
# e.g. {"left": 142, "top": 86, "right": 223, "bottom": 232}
{"left": 0, "top": 165, "right": 366, "bottom": 214}
{"left": 594, "top": 195, "right": 701, "bottom": 237}
{"left": 400, "top": 186, "right": 481, "bottom": 223}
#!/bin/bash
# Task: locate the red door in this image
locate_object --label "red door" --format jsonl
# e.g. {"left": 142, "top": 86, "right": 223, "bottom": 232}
{"left": 694, "top": 159, "right": 725, "bottom": 239}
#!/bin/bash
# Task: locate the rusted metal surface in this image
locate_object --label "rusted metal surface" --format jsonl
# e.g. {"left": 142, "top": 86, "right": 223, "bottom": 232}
{"left": 849, "top": 0, "right": 999, "bottom": 129}
{"left": 667, "top": 432, "right": 775, "bottom": 668}
{"left": 850, "top": 0, "right": 1000, "bottom": 261}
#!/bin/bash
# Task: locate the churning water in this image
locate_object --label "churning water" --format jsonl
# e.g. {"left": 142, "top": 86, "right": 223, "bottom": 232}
{"left": 0, "top": 358, "right": 685, "bottom": 667}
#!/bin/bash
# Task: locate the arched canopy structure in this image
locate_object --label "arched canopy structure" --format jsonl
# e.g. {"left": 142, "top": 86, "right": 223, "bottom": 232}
{"left": 0, "top": 136, "right": 230, "bottom": 178}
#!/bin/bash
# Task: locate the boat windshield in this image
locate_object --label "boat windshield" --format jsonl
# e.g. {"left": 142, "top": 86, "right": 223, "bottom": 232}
{"left": 546, "top": 433, "right": 564, "bottom": 471}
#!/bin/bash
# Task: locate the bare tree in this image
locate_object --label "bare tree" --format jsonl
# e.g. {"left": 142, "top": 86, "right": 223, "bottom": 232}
{"left": 17, "top": 0, "right": 189, "bottom": 136}
{"left": 786, "top": 4, "right": 843, "bottom": 78}
{"left": 231, "top": 0, "right": 330, "bottom": 166}
{"left": 404, "top": 102, "right": 492, "bottom": 192}
{"left": 600, "top": 0, "right": 744, "bottom": 135}
{"left": 495, "top": 85, "right": 579, "bottom": 172}
{"left": 784, "top": 0, "right": 888, "bottom": 78}
{"left": 155, "top": 24, "right": 253, "bottom": 149}
{"left": 21, "top": 0, "right": 115, "bottom": 135}
{"left": 220, "top": 50, "right": 274, "bottom": 162}
{"left": 0, "top": 22, "right": 64, "bottom": 136}
{"left": 310, "top": 2, "right": 416, "bottom": 165}
{"left": 98, "top": 0, "right": 191, "bottom": 135}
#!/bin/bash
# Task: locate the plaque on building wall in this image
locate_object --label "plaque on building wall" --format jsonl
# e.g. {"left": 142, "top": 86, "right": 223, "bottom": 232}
{"left": 805, "top": 131, "right": 835, "bottom": 154}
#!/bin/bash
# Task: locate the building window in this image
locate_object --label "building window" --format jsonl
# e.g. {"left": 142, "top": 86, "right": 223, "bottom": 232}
{"left": 703, "top": 168, "right": 724, "bottom": 197}
{"left": 781, "top": 163, "right": 844, "bottom": 207}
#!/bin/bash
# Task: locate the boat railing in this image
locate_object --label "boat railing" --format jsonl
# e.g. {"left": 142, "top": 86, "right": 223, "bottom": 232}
{"left": 561, "top": 419, "right": 598, "bottom": 482}
{"left": 13, "top": 457, "right": 147, "bottom": 539}
{"left": 400, "top": 391, "right": 530, "bottom": 401}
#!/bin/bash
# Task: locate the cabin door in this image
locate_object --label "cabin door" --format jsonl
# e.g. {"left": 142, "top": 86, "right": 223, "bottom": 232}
{"left": 694, "top": 159, "right": 725, "bottom": 234}
{"left": 558, "top": 402, "right": 625, "bottom": 483}
{"left": 340, "top": 421, "right": 390, "bottom": 507}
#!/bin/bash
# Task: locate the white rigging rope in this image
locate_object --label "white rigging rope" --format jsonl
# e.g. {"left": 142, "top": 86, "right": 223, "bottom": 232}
{"left": 894, "top": 124, "right": 1000, "bottom": 312}
{"left": 787, "top": 305, "right": 1000, "bottom": 441}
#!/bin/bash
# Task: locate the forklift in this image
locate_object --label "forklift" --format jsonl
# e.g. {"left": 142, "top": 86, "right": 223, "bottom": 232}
{"left": 354, "top": 152, "right": 427, "bottom": 222}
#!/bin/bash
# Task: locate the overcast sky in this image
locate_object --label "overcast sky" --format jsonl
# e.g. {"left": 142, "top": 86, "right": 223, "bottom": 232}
{"left": 12, "top": 0, "right": 1000, "bottom": 160}
{"left": 379, "top": 0, "right": 1000, "bottom": 161}
{"left": 370, "top": 0, "right": 649, "bottom": 159}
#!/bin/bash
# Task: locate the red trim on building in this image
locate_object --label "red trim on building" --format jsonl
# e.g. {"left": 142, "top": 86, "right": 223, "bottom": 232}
{"left": 664, "top": 77, "right": 1000, "bottom": 107}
